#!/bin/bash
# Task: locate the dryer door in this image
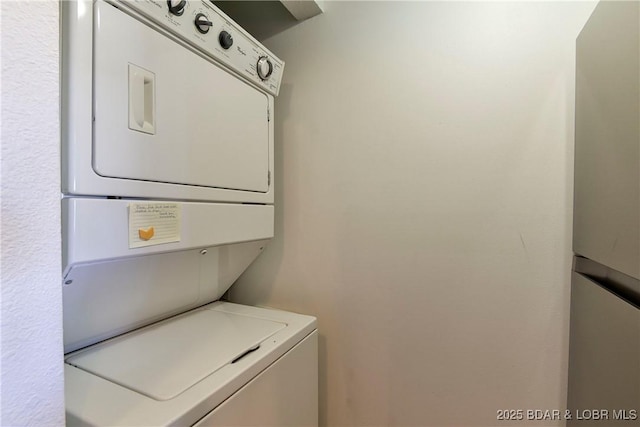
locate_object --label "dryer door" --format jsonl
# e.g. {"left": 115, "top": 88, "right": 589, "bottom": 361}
{"left": 92, "top": 1, "right": 269, "bottom": 193}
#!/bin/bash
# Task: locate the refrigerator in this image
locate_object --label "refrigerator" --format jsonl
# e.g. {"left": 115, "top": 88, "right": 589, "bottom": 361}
{"left": 567, "top": 1, "right": 640, "bottom": 426}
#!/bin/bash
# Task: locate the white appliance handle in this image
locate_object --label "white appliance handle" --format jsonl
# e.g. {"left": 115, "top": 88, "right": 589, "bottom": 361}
{"left": 128, "top": 63, "right": 155, "bottom": 134}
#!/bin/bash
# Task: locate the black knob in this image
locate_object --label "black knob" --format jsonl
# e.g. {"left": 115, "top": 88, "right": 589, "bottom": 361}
{"left": 194, "top": 13, "right": 213, "bottom": 34}
{"left": 167, "top": 0, "right": 186, "bottom": 16}
{"left": 218, "top": 31, "right": 233, "bottom": 49}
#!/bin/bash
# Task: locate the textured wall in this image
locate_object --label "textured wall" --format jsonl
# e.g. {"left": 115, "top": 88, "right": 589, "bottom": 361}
{"left": 229, "top": 2, "right": 596, "bottom": 426}
{"left": 1, "top": 1, "right": 64, "bottom": 425}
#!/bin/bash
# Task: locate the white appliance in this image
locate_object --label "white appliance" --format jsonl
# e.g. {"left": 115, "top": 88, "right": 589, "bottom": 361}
{"left": 61, "top": 1, "right": 318, "bottom": 425}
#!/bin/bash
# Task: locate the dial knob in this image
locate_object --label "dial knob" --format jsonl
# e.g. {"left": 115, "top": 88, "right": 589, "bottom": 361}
{"left": 257, "top": 56, "right": 273, "bottom": 81}
{"left": 167, "top": 0, "right": 186, "bottom": 16}
{"left": 218, "top": 31, "right": 233, "bottom": 49}
{"left": 194, "top": 13, "right": 212, "bottom": 34}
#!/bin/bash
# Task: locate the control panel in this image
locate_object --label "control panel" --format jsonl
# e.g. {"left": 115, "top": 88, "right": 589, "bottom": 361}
{"left": 114, "top": 0, "right": 284, "bottom": 96}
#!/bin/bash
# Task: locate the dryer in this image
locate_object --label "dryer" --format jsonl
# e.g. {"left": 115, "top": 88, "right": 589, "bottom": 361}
{"left": 61, "top": 1, "right": 317, "bottom": 425}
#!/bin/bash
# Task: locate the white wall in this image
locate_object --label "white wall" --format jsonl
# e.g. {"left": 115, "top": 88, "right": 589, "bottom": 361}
{"left": 229, "top": 2, "right": 596, "bottom": 426}
{"left": 0, "top": 1, "right": 65, "bottom": 425}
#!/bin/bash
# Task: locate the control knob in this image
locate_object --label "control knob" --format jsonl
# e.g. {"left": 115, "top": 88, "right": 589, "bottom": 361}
{"left": 256, "top": 56, "right": 273, "bottom": 81}
{"left": 218, "top": 31, "right": 233, "bottom": 49}
{"left": 167, "top": 0, "right": 186, "bottom": 16}
{"left": 194, "top": 13, "right": 213, "bottom": 34}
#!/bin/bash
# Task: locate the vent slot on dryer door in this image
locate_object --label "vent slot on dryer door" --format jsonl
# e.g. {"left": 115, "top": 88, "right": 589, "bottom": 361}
{"left": 92, "top": 1, "right": 270, "bottom": 193}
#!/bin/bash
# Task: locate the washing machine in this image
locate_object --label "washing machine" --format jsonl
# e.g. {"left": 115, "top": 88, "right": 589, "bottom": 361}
{"left": 61, "top": 1, "right": 317, "bottom": 425}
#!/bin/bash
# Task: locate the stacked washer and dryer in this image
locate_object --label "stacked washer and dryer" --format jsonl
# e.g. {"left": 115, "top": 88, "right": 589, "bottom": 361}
{"left": 61, "top": 1, "right": 318, "bottom": 425}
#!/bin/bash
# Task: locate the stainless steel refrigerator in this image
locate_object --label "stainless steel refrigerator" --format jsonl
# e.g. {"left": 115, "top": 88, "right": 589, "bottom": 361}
{"left": 568, "top": 1, "right": 639, "bottom": 426}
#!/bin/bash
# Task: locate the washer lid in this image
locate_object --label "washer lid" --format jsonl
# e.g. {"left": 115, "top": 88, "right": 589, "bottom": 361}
{"left": 65, "top": 308, "right": 286, "bottom": 401}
